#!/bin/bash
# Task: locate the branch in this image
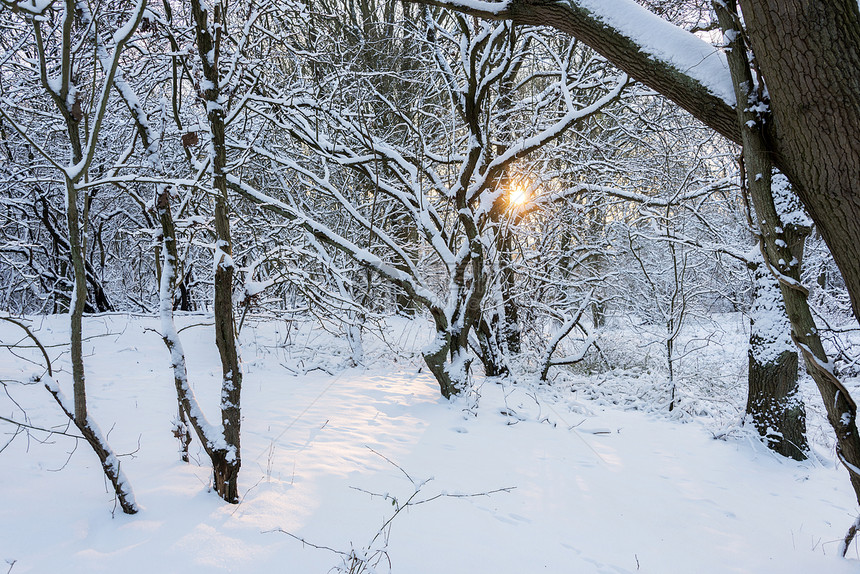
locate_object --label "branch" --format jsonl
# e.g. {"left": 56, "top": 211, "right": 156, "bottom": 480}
{"left": 0, "top": 316, "right": 53, "bottom": 376}
{"left": 408, "top": 0, "right": 742, "bottom": 144}
{"left": 0, "top": 414, "right": 83, "bottom": 439}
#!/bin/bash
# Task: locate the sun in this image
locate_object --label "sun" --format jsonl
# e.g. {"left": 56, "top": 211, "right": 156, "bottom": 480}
{"left": 509, "top": 183, "right": 529, "bottom": 207}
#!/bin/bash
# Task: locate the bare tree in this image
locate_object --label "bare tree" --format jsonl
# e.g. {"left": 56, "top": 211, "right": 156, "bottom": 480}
{"left": 409, "top": 0, "right": 860, "bottom": 340}
{"left": 223, "top": 12, "right": 626, "bottom": 397}
{"left": 0, "top": 0, "right": 147, "bottom": 513}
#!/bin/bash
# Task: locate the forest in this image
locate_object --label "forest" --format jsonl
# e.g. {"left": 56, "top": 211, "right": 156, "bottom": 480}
{"left": 2, "top": 0, "right": 860, "bottom": 572}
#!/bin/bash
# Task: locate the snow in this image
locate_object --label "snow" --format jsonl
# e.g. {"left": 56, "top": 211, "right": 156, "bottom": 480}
{"left": 435, "top": 0, "right": 735, "bottom": 107}
{"left": 574, "top": 0, "right": 735, "bottom": 106}
{"left": 772, "top": 172, "right": 812, "bottom": 230}
{"left": 1, "top": 313, "right": 858, "bottom": 573}
{"left": 111, "top": 0, "right": 146, "bottom": 46}
{"left": 749, "top": 259, "right": 794, "bottom": 365}
{"left": 16, "top": 0, "right": 54, "bottom": 14}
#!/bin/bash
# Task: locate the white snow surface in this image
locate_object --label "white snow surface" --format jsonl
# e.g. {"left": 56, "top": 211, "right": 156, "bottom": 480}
{"left": 1, "top": 314, "right": 858, "bottom": 573}
{"left": 749, "top": 262, "right": 795, "bottom": 365}
{"left": 574, "top": 0, "right": 736, "bottom": 106}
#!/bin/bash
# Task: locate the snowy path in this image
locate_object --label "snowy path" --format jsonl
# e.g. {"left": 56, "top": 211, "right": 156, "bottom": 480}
{"left": 0, "top": 315, "right": 856, "bottom": 573}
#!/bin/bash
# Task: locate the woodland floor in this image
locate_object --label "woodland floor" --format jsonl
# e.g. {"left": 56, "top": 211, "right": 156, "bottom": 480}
{"left": 0, "top": 313, "right": 858, "bottom": 573}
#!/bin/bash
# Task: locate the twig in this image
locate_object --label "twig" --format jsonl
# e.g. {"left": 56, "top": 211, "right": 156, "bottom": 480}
{"left": 231, "top": 476, "right": 265, "bottom": 515}
{"left": 0, "top": 415, "right": 84, "bottom": 439}
{"left": 264, "top": 528, "right": 348, "bottom": 557}
{"left": 0, "top": 316, "right": 52, "bottom": 376}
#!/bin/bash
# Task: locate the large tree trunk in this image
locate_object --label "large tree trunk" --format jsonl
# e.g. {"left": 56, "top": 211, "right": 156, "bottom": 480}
{"left": 738, "top": 0, "right": 860, "bottom": 323}
{"left": 715, "top": 0, "right": 860, "bottom": 504}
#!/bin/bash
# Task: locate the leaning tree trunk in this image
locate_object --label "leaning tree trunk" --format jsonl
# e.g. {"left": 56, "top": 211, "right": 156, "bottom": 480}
{"left": 60, "top": 176, "right": 139, "bottom": 515}
{"left": 716, "top": 1, "right": 860, "bottom": 506}
{"left": 738, "top": 0, "right": 860, "bottom": 324}
{"left": 155, "top": 188, "right": 193, "bottom": 461}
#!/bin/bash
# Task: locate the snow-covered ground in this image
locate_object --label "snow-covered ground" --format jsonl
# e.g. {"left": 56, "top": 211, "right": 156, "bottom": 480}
{"left": 1, "top": 313, "right": 857, "bottom": 573}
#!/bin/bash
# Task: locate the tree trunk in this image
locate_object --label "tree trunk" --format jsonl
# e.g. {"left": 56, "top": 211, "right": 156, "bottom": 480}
{"left": 747, "top": 264, "right": 807, "bottom": 460}
{"left": 45, "top": 381, "right": 138, "bottom": 514}
{"left": 191, "top": 0, "right": 242, "bottom": 504}
{"left": 66, "top": 178, "right": 88, "bottom": 428}
{"left": 156, "top": 188, "right": 195, "bottom": 462}
{"left": 64, "top": 180, "right": 138, "bottom": 513}
{"left": 25, "top": 0, "right": 146, "bottom": 515}
{"left": 476, "top": 315, "right": 509, "bottom": 377}
{"left": 423, "top": 329, "right": 459, "bottom": 398}
{"left": 738, "top": 0, "right": 860, "bottom": 324}
{"left": 497, "top": 229, "right": 521, "bottom": 355}
{"left": 715, "top": 0, "right": 860, "bottom": 502}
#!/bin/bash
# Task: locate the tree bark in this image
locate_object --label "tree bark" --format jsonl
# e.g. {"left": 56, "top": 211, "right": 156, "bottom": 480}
{"left": 191, "top": 0, "right": 242, "bottom": 504}
{"left": 715, "top": 0, "right": 860, "bottom": 502}
{"left": 156, "top": 188, "right": 194, "bottom": 462}
{"left": 475, "top": 315, "right": 509, "bottom": 377}
{"left": 66, "top": 177, "right": 88, "bottom": 427}
{"left": 747, "top": 263, "right": 807, "bottom": 460}
{"left": 737, "top": 0, "right": 860, "bottom": 323}
{"left": 423, "top": 329, "right": 459, "bottom": 398}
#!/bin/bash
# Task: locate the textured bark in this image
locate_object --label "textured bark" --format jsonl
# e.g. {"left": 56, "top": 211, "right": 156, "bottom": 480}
{"left": 746, "top": 347, "right": 806, "bottom": 459}
{"left": 212, "top": 451, "right": 240, "bottom": 503}
{"left": 715, "top": 0, "right": 860, "bottom": 502}
{"left": 738, "top": 0, "right": 860, "bottom": 323}
{"left": 423, "top": 330, "right": 458, "bottom": 398}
